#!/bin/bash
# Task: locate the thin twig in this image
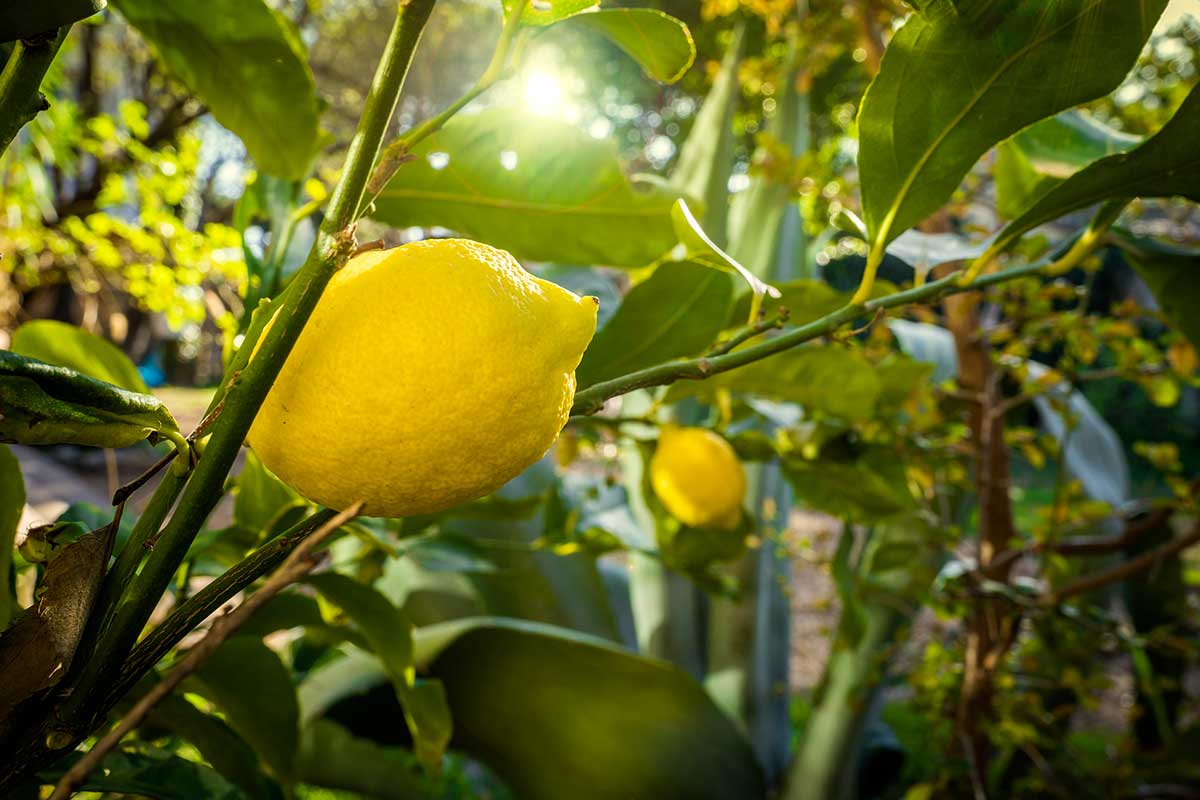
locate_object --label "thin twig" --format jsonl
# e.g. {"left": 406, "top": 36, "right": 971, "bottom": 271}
{"left": 570, "top": 253, "right": 1054, "bottom": 416}
{"left": 50, "top": 502, "right": 363, "bottom": 800}
{"left": 111, "top": 450, "right": 177, "bottom": 506}
{"left": 1048, "top": 520, "right": 1200, "bottom": 605}
{"left": 705, "top": 310, "right": 788, "bottom": 357}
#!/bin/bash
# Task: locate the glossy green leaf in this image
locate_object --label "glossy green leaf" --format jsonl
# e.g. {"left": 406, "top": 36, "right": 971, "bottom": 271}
{"left": 670, "top": 344, "right": 882, "bottom": 422}
{"left": 306, "top": 573, "right": 452, "bottom": 769}
{"left": 503, "top": 0, "right": 597, "bottom": 26}
{"left": 858, "top": 0, "right": 1165, "bottom": 253}
{"left": 557, "top": 9, "right": 694, "bottom": 83}
{"left": 577, "top": 260, "right": 734, "bottom": 388}
{"left": 0, "top": 445, "right": 24, "bottom": 629}
{"left": 994, "top": 110, "right": 1141, "bottom": 219}
{"left": 188, "top": 636, "right": 300, "bottom": 782}
{"left": 0, "top": 350, "right": 182, "bottom": 451}
{"left": 110, "top": 0, "right": 320, "bottom": 180}
{"left": 38, "top": 750, "right": 244, "bottom": 800}
{"left": 424, "top": 619, "right": 765, "bottom": 800}
{"left": 372, "top": 109, "right": 683, "bottom": 267}
{"left": 306, "top": 618, "right": 767, "bottom": 800}
{"left": 1111, "top": 232, "right": 1200, "bottom": 351}
{"left": 0, "top": 0, "right": 104, "bottom": 43}
{"left": 993, "top": 84, "right": 1200, "bottom": 254}
{"left": 12, "top": 319, "right": 148, "bottom": 393}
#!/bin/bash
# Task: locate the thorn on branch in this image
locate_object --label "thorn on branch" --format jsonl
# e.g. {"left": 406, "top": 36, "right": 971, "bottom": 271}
{"left": 352, "top": 239, "right": 388, "bottom": 257}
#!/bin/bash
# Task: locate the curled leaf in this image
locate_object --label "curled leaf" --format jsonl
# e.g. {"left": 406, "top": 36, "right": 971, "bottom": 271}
{"left": 0, "top": 351, "right": 185, "bottom": 454}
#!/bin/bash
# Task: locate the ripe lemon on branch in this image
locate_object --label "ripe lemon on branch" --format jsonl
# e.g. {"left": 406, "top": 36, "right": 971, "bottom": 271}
{"left": 650, "top": 427, "right": 746, "bottom": 530}
{"left": 248, "top": 239, "right": 598, "bottom": 517}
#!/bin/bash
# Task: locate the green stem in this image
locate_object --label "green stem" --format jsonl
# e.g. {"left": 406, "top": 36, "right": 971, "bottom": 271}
{"left": 59, "top": 0, "right": 438, "bottom": 728}
{"left": 75, "top": 468, "right": 189, "bottom": 663}
{"left": 0, "top": 28, "right": 69, "bottom": 157}
{"left": 570, "top": 255, "right": 1057, "bottom": 416}
{"left": 362, "top": 0, "right": 527, "bottom": 204}
{"left": 107, "top": 509, "right": 337, "bottom": 710}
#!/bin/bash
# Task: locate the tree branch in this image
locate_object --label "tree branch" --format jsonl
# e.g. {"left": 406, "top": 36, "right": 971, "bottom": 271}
{"left": 570, "top": 255, "right": 1051, "bottom": 416}
{"left": 1048, "top": 520, "right": 1200, "bottom": 605}
{"left": 362, "top": 0, "right": 527, "bottom": 203}
{"left": 0, "top": 28, "right": 71, "bottom": 157}
{"left": 109, "top": 508, "right": 338, "bottom": 707}
{"left": 49, "top": 504, "right": 362, "bottom": 800}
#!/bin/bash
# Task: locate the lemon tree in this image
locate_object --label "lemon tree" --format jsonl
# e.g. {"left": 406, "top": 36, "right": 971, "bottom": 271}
{"left": 1, "top": 1, "right": 1198, "bottom": 799}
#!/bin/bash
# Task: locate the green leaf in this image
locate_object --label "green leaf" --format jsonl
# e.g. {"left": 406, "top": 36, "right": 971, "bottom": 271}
{"left": 306, "top": 573, "right": 452, "bottom": 769}
{"left": 234, "top": 450, "right": 304, "bottom": 535}
{"left": 0, "top": 445, "right": 24, "bottom": 629}
{"left": 577, "top": 260, "right": 734, "bottom": 388}
{"left": 992, "top": 84, "right": 1200, "bottom": 255}
{"left": 146, "top": 689, "right": 281, "bottom": 800}
{"left": 423, "top": 619, "right": 765, "bottom": 800}
{"left": 557, "top": 9, "right": 694, "bottom": 83}
{"left": 994, "top": 110, "right": 1141, "bottom": 219}
{"left": 504, "top": 0, "right": 597, "bottom": 26}
{"left": 858, "top": 0, "right": 1166, "bottom": 254}
{"left": 671, "top": 199, "right": 779, "bottom": 306}
{"left": 0, "top": 1, "right": 105, "bottom": 43}
{"left": 297, "top": 719, "right": 441, "bottom": 800}
{"left": 371, "top": 109, "right": 683, "bottom": 267}
{"left": 0, "top": 350, "right": 183, "bottom": 451}
{"left": 38, "top": 749, "right": 245, "bottom": 800}
{"left": 110, "top": 0, "right": 320, "bottom": 180}
{"left": 670, "top": 345, "right": 882, "bottom": 422}
{"left": 783, "top": 448, "right": 916, "bottom": 524}
{"left": 11, "top": 319, "right": 148, "bottom": 393}
{"left": 239, "top": 592, "right": 325, "bottom": 637}
{"left": 188, "top": 636, "right": 300, "bottom": 782}
{"left": 1111, "top": 232, "right": 1200, "bottom": 351}
{"left": 307, "top": 618, "right": 767, "bottom": 800}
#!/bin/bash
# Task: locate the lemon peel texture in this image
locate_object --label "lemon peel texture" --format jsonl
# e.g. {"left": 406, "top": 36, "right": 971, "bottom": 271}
{"left": 650, "top": 427, "right": 746, "bottom": 530}
{"left": 248, "top": 239, "right": 597, "bottom": 517}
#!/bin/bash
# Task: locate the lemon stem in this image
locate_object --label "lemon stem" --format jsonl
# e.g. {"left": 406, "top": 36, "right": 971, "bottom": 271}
{"left": 363, "top": 0, "right": 529, "bottom": 205}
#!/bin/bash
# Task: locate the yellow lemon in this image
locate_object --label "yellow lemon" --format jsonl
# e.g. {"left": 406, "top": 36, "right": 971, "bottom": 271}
{"left": 248, "top": 239, "right": 597, "bottom": 517}
{"left": 650, "top": 427, "right": 746, "bottom": 530}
